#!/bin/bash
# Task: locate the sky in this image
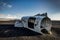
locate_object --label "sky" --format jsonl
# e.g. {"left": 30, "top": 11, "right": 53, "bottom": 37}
{"left": 0, "top": 0, "right": 60, "bottom": 20}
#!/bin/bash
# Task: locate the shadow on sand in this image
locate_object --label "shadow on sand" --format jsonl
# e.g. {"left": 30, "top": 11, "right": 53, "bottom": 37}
{"left": 0, "top": 25, "right": 41, "bottom": 38}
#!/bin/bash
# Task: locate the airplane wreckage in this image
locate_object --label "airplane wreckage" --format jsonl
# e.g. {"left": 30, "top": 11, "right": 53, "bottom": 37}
{"left": 15, "top": 13, "right": 52, "bottom": 35}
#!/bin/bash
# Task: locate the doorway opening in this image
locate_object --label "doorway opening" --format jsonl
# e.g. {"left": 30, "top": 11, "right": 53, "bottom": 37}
{"left": 28, "top": 17, "right": 36, "bottom": 29}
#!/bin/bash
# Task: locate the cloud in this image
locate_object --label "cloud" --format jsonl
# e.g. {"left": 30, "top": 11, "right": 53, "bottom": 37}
{"left": 0, "top": 14, "right": 5, "bottom": 16}
{"left": 7, "top": 4, "right": 12, "bottom": 8}
{"left": 0, "top": 2, "right": 12, "bottom": 10}
{"left": 0, "top": 14, "right": 17, "bottom": 19}
{"left": 0, "top": 13, "right": 60, "bottom": 20}
{"left": 6, "top": 14, "right": 17, "bottom": 19}
{"left": 0, "top": 13, "right": 26, "bottom": 19}
{"left": 48, "top": 13, "right": 60, "bottom": 20}
{"left": 3, "top": 3, "right": 7, "bottom": 6}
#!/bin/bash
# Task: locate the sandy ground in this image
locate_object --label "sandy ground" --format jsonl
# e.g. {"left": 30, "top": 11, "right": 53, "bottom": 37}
{"left": 0, "top": 21, "right": 59, "bottom": 40}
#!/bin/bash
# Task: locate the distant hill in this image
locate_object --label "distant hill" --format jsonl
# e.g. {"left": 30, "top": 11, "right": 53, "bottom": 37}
{"left": 0, "top": 19, "right": 60, "bottom": 28}
{"left": 52, "top": 20, "right": 60, "bottom": 28}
